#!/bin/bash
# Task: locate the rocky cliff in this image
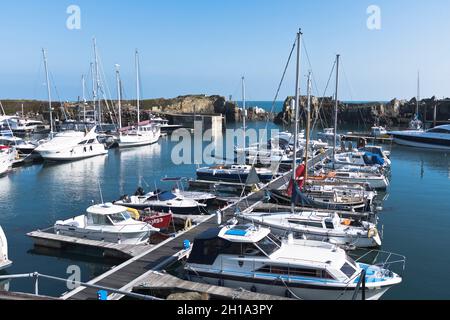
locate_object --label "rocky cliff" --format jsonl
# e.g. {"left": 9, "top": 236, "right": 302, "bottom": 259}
{"left": 274, "top": 96, "right": 450, "bottom": 128}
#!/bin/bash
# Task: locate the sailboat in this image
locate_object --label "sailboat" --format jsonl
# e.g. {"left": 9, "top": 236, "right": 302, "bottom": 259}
{"left": 118, "top": 50, "right": 161, "bottom": 148}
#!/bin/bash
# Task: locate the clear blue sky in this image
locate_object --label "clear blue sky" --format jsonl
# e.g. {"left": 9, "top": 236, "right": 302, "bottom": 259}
{"left": 0, "top": 0, "right": 449, "bottom": 101}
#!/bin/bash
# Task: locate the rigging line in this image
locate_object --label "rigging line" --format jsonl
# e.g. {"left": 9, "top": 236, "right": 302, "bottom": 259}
{"left": 301, "top": 37, "right": 322, "bottom": 99}
{"left": 314, "top": 60, "right": 337, "bottom": 128}
{"left": 97, "top": 53, "right": 118, "bottom": 125}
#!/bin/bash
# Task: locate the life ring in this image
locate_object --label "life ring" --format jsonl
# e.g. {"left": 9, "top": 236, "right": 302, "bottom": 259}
{"left": 341, "top": 219, "right": 351, "bottom": 226}
{"left": 126, "top": 207, "right": 140, "bottom": 220}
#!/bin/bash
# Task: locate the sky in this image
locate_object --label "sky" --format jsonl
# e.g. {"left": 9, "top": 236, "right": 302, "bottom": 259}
{"left": 0, "top": 0, "right": 449, "bottom": 102}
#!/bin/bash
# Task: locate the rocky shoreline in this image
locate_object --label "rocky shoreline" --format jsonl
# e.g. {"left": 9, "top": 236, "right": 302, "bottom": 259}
{"left": 274, "top": 96, "right": 450, "bottom": 128}
{"left": 3, "top": 95, "right": 450, "bottom": 128}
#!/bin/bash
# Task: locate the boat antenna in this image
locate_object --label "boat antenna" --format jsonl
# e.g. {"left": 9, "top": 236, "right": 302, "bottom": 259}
{"left": 333, "top": 54, "right": 340, "bottom": 168}
{"left": 291, "top": 29, "right": 302, "bottom": 214}
{"left": 98, "top": 182, "right": 104, "bottom": 204}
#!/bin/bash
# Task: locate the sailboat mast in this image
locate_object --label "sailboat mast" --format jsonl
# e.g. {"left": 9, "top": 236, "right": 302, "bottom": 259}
{"left": 82, "top": 75, "right": 86, "bottom": 122}
{"left": 93, "top": 38, "right": 101, "bottom": 125}
{"left": 304, "top": 71, "right": 312, "bottom": 182}
{"left": 115, "top": 64, "right": 122, "bottom": 130}
{"left": 42, "top": 49, "right": 53, "bottom": 135}
{"left": 242, "top": 76, "right": 246, "bottom": 151}
{"left": 416, "top": 71, "right": 420, "bottom": 117}
{"left": 292, "top": 29, "right": 302, "bottom": 213}
{"left": 333, "top": 54, "right": 340, "bottom": 163}
{"left": 135, "top": 50, "right": 141, "bottom": 130}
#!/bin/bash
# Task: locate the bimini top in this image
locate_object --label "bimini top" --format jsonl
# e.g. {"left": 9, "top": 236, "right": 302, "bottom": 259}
{"left": 86, "top": 203, "right": 128, "bottom": 216}
{"left": 218, "top": 225, "right": 270, "bottom": 243}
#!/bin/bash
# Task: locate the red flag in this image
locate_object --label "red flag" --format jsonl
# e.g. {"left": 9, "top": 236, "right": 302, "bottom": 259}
{"left": 287, "top": 164, "right": 305, "bottom": 196}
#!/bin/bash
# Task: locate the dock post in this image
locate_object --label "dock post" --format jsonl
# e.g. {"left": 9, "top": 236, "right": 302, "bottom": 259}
{"left": 33, "top": 272, "right": 39, "bottom": 295}
{"left": 361, "top": 269, "right": 366, "bottom": 301}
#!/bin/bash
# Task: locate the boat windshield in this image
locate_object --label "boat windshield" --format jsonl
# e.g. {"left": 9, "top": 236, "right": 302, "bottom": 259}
{"left": 108, "top": 212, "right": 131, "bottom": 223}
{"left": 254, "top": 234, "right": 281, "bottom": 257}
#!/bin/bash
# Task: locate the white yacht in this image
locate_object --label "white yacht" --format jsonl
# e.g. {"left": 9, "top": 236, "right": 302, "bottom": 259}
{"left": 240, "top": 211, "right": 381, "bottom": 248}
{"left": 389, "top": 124, "right": 450, "bottom": 151}
{"left": 115, "top": 190, "right": 208, "bottom": 215}
{"left": 0, "top": 225, "right": 12, "bottom": 270}
{"left": 35, "top": 126, "right": 107, "bottom": 161}
{"left": 54, "top": 203, "right": 157, "bottom": 245}
{"left": 0, "top": 145, "right": 16, "bottom": 176}
{"left": 185, "top": 224, "right": 403, "bottom": 300}
{"left": 328, "top": 151, "right": 390, "bottom": 169}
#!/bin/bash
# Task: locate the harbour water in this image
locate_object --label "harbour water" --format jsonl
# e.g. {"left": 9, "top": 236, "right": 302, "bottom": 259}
{"left": 0, "top": 118, "right": 449, "bottom": 299}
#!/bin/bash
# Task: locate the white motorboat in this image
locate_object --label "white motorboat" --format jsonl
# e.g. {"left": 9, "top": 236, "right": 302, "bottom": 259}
{"left": 0, "top": 145, "right": 16, "bottom": 176}
{"left": 54, "top": 203, "right": 157, "bottom": 245}
{"left": 317, "top": 128, "right": 340, "bottom": 145}
{"left": 185, "top": 224, "right": 403, "bottom": 300}
{"left": 371, "top": 126, "right": 388, "bottom": 137}
{"left": 115, "top": 190, "right": 208, "bottom": 215}
{"left": 240, "top": 211, "right": 381, "bottom": 248}
{"left": 325, "top": 151, "right": 389, "bottom": 170}
{"left": 389, "top": 124, "right": 450, "bottom": 151}
{"left": 35, "top": 126, "right": 107, "bottom": 161}
{"left": 0, "top": 225, "right": 12, "bottom": 270}
{"left": 196, "top": 164, "right": 275, "bottom": 183}
{"left": 0, "top": 136, "right": 37, "bottom": 156}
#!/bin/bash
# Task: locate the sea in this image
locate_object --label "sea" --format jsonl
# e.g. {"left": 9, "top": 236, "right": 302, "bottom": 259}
{"left": 0, "top": 102, "right": 449, "bottom": 299}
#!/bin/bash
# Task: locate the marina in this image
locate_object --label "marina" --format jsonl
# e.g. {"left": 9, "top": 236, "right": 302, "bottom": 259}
{"left": 2, "top": 1, "right": 450, "bottom": 305}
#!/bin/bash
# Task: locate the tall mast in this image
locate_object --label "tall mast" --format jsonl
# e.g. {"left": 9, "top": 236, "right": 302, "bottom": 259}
{"left": 304, "top": 70, "right": 312, "bottom": 182}
{"left": 115, "top": 64, "right": 122, "bottom": 130}
{"left": 93, "top": 38, "right": 101, "bottom": 125}
{"left": 416, "top": 70, "right": 420, "bottom": 116}
{"left": 242, "top": 76, "right": 246, "bottom": 151}
{"left": 135, "top": 49, "right": 141, "bottom": 130}
{"left": 333, "top": 54, "right": 340, "bottom": 164}
{"left": 291, "top": 29, "right": 302, "bottom": 213}
{"left": 82, "top": 75, "right": 86, "bottom": 122}
{"left": 42, "top": 49, "right": 54, "bottom": 136}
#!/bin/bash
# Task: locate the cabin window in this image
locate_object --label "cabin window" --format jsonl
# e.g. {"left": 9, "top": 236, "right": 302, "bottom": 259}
{"left": 88, "top": 214, "right": 112, "bottom": 226}
{"left": 109, "top": 213, "right": 128, "bottom": 223}
{"left": 255, "top": 236, "right": 280, "bottom": 256}
{"left": 287, "top": 220, "right": 322, "bottom": 228}
{"left": 325, "top": 221, "right": 334, "bottom": 229}
{"left": 340, "top": 262, "right": 357, "bottom": 278}
{"left": 256, "top": 266, "right": 335, "bottom": 279}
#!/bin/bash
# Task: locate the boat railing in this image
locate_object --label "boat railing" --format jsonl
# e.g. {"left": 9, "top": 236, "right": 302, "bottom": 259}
{"left": 0, "top": 272, "right": 162, "bottom": 300}
{"left": 353, "top": 249, "right": 406, "bottom": 275}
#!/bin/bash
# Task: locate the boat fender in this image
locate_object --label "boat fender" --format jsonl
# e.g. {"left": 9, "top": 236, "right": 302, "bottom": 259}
{"left": 185, "top": 218, "right": 193, "bottom": 230}
{"left": 183, "top": 240, "right": 191, "bottom": 250}
{"left": 342, "top": 219, "right": 351, "bottom": 226}
{"left": 368, "top": 229, "right": 378, "bottom": 238}
{"left": 126, "top": 207, "right": 140, "bottom": 220}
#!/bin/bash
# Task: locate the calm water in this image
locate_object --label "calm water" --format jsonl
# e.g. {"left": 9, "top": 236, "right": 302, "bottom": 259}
{"left": 0, "top": 121, "right": 449, "bottom": 299}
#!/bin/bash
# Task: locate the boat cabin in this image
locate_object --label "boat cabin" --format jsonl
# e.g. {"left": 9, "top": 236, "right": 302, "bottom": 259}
{"left": 85, "top": 203, "right": 135, "bottom": 226}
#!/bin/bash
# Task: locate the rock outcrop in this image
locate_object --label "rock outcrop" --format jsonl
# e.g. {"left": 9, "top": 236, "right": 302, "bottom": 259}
{"left": 274, "top": 95, "right": 450, "bottom": 128}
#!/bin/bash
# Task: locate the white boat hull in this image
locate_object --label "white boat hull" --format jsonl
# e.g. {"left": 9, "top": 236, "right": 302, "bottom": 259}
{"left": 393, "top": 137, "right": 450, "bottom": 151}
{"left": 37, "top": 144, "right": 108, "bottom": 161}
{"left": 189, "top": 275, "right": 392, "bottom": 300}
{"left": 119, "top": 134, "right": 160, "bottom": 148}
{"left": 55, "top": 226, "right": 151, "bottom": 245}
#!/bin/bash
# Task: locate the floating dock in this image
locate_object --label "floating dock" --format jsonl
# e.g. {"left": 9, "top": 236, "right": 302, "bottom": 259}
{"left": 134, "top": 272, "right": 292, "bottom": 300}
